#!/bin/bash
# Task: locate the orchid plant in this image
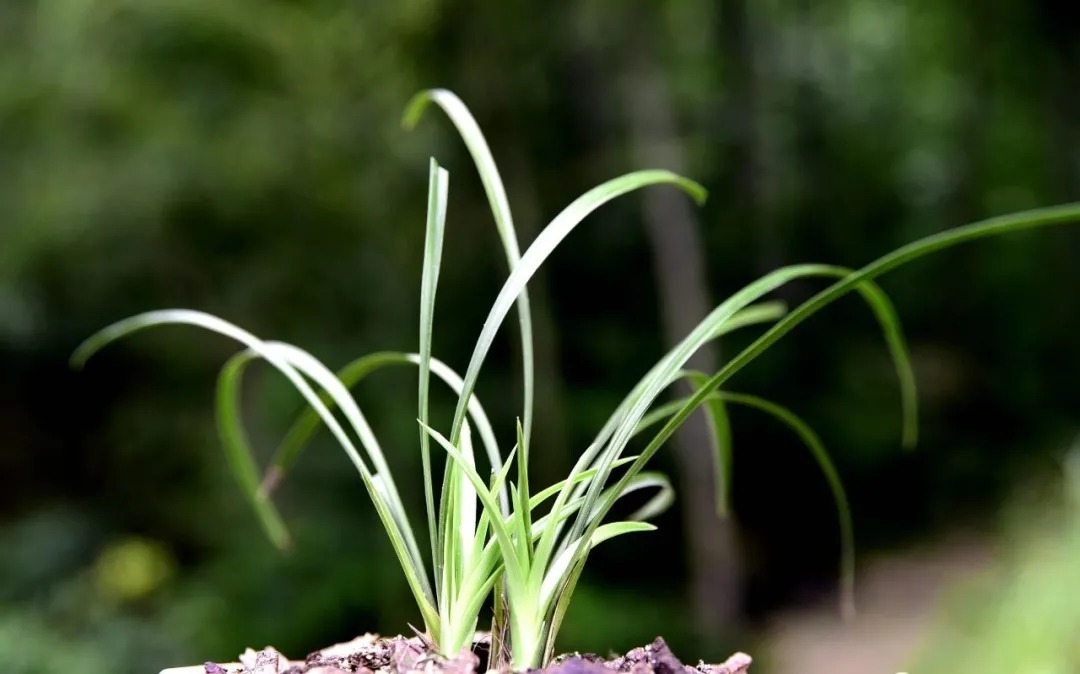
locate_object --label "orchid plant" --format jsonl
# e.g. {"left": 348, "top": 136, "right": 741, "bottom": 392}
{"left": 73, "top": 89, "right": 1080, "bottom": 669}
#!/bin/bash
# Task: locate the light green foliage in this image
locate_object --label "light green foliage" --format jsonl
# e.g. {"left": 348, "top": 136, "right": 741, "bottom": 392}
{"left": 72, "top": 90, "right": 1080, "bottom": 668}
{"left": 912, "top": 447, "right": 1080, "bottom": 673}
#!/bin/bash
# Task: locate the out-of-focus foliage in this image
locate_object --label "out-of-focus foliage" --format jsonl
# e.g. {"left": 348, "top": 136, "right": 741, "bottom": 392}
{"left": 913, "top": 445, "right": 1080, "bottom": 674}
{"left": 1, "top": 0, "right": 1079, "bottom": 672}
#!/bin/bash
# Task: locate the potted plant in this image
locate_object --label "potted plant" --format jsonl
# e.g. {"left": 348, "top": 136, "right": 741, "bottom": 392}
{"left": 74, "top": 90, "right": 1080, "bottom": 674}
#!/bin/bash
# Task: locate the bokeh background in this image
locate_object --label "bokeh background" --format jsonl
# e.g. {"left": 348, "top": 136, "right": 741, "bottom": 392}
{"left": 2, "top": 2, "right": 1080, "bottom": 673}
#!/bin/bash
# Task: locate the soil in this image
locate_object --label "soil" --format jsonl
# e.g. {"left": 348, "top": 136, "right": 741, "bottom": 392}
{"left": 164, "top": 634, "right": 751, "bottom": 674}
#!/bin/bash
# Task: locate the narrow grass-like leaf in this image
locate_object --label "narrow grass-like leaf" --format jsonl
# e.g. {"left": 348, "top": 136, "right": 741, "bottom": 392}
{"left": 530, "top": 447, "right": 605, "bottom": 591}
{"left": 423, "top": 421, "right": 541, "bottom": 663}
{"left": 509, "top": 482, "right": 529, "bottom": 563}
{"left": 527, "top": 456, "right": 639, "bottom": 510}
{"left": 684, "top": 371, "right": 733, "bottom": 516}
{"left": 619, "top": 473, "right": 675, "bottom": 522}
{"left": 214, "top": 352, "right": 291, "bottom": 549}
{"left": 539, "top": 521, "right": 655, "bottom": 613}
{"left": 579, "top": 203, "right": 1080, "bottom": 621}
{"left": 447, "top": 170, "right": 706, "bottom": 449}
{"left": 420, "top": 159, "right": 450, "bottom": 574}
{"left": 501, "top": 304, "right": 784, "bottom": 576}
{"left": 470, "top": 446, "right": 518, "bottom": 568}
{"left": 587, "top": 301, "right": 789, "bottom": 453}
{"left": 623, "top": 265, "right": 910, "bottom": 518}
{"left": 224, "top": 341, "right": 507, "bottom": 629}
{"left": 572, "top": 266, "right": 913, "bottom": 550}
{"left": 528, "top": 471, "right": 673, "bottom": 607}
{"left": 715, "top": 391, "right": 855, "bottom": 619}
{"left": 707, "top": 300, "right": 787, "bottom": 337}
{"left": 459, "top": 421, "right": 478, "bottom": 569}
{"left": 420, "top": 422, "right": 528, "bottom": 599}
{"left": 445, "top": 419, "right": 477, "bottom": 613}
{"left": 565, "top": 264, "right": 848, "bottom": 549}
{"left": 515, "top": 419, "right": 534, "bottom": 560}
{"left": 809, "top": 267, "right": 918, "bottom": 449}
{"left": 433, "top": 432, "right": 666, "bottom": 666}
{"left": 405, "top": 90, "right": 538, "bottom": 590}
{"left": 580, "top": 269, "right": 910, "bottom": 522}
{"left": 551, "top": 301, "right": 786, "bottom": 532}
{"left": 547, "top": 266, "right": 920, "bottom": 622}
{"left": 463, "top": 455, "right": 642, "bottom": 599}
{"left": 637, "top": 204, "right": 1080, "bottom": 488}
{"left": 262, "top": 352, "right": 507, "bottom": 514}
{"left": 541, "top": 557, "right": 585, "bottom": 664}
{"left": 452, "top": 171, "right": 705, "bottom": 583}
{"left": 72, "top": 312, "right": 438, "bottom": 628}
{"left": 643, "top": 383, "right": 855, "bottom": 616}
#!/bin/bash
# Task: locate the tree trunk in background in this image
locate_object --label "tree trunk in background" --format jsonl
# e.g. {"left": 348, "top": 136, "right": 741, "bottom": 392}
{"left": 622, "top": 44, "right": 744, "bottom": 638}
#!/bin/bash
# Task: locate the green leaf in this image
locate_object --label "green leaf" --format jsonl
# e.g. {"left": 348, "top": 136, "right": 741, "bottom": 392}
{"left": 214, "top": 350, "right": 291, "bottom": 550}
{"left": 718, "top": 391, "right": 855, "bottom": 619}
{"left": 420, "top": 159, "right": 450, "bottom": 575}
{"left": 566, "top": 264, "right": 844, "bottom": 549}
{"left": 447, "top": 170, "right": 706, "bottom": 450}
{"left": 550, "top": 267, "right": 909, "bottom": 615}
{"left": 457, "top": 420, "right": 478, "bottom": 577}
{"left": 581, "top": 202, "right": 1080, "bottom": 620}
{"left": 541, "top": 556, "right": 585, "bottom": 665}
{"left": 633, "top": 203, "right": 1080, "bottom": 494}
{"left": 72, "top": 311, "right": 438, "bottom": 626}
{"left": 529, "top": 447, "right": 606, "bottom": 589}
{"left": 515, "top": 419, "right": 534, "bottom": 561}
{"left": 404, "top": 88, "right": 537, "bottom": 591}
{"left": 470, "top": 446, "right": 518, "bottom": 571}
{"left": 527, "top": 456, "right": 639, "bottom": 510}
{"left": 264, "top": 352, "right": 508, "bottom": 514}
{"left": 684, "top": 371, "right": 733, "bottom": 516}
{"left": 632, "top": 381, "right": 861, "bottom": 617}
{"left": 420, "top": 421, "right": 529, "bottom": 601}
{"left": 805, "top": 267, "right": 918, "bottom": 450}
{"left": 707, "top": 300, "right": 787, "bottom": 336}
{"left": 540, "top": 521, "right": 656, "bottom": 611}
{"left": 535, "top": 301, "right": 784, "bottom": 555}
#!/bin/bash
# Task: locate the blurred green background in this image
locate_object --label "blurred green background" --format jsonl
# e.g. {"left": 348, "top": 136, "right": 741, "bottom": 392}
{"left": 2, "top": 1, "right": 1079, "bottom": 673}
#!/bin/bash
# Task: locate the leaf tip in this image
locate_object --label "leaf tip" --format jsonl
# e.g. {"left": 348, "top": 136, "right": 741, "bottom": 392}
{"left": 689, "top": 184, "right": 709, "bottom": 206}
{"left": 673, "top": 175, "right": 708, "bottom": 206}
{"left": 402, "top": 89, "right": 438, "bottom": 130}
{"left": 69, "top": 350, "right": 89, "bottom": 371}
{"left": 70, "top": 336, "right": 103, "bottom": 370}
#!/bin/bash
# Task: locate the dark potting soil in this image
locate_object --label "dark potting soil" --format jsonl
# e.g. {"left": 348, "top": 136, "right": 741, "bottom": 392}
{"left": 191, "top": 634, "right": 751, "bottom": 674}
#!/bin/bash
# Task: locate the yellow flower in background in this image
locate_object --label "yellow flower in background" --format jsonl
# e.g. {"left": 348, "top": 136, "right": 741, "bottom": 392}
{"left": 93, "top": 537, "right": 175, "bottom": 602}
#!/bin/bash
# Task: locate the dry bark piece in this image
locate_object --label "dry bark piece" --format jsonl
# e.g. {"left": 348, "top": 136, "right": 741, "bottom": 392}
{"left": 170, "top": 633, "right": 750, "bottom": 674}
{"left": 708, "top": 652, "right": 752, "bottom": 674}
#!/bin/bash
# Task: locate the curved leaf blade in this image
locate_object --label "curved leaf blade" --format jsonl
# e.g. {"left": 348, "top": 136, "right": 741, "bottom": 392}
{"left": 448, "top": 170, "right": 706, "bottom": 447}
